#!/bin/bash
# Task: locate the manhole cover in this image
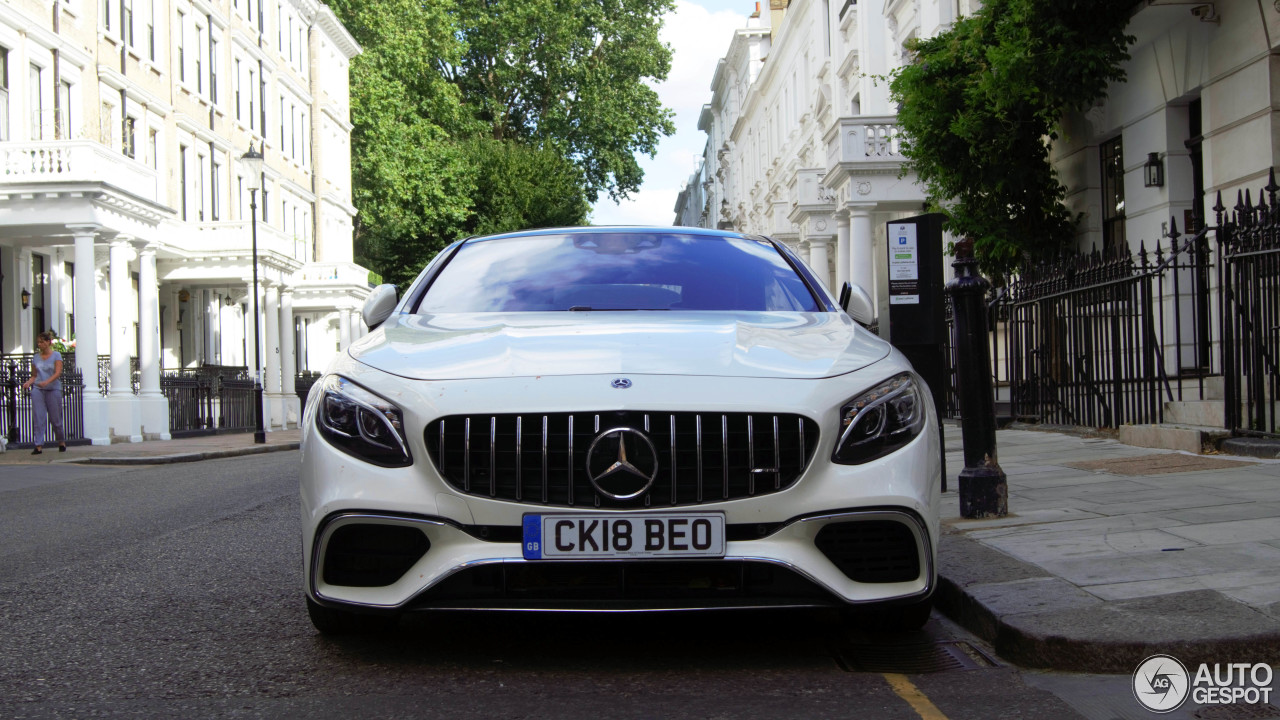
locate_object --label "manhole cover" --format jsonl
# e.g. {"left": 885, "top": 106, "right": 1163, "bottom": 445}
{"left": 1194, "top": 704, "right": 1280, "bottom": 720}
{"left": 834, "top": 641, "right": 995, "bottom": 674}
{"left": 1064, "top": 454, "right": 1256, "bottom": 476}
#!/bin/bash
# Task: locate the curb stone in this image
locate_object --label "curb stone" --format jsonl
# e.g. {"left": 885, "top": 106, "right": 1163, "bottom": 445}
{"left": 935, "top": 532, "right": 1280, "bottom": 673}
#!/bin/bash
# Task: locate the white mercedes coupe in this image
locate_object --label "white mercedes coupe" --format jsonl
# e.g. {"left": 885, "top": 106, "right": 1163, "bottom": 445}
{"left": 299, "top": 226, "right": 941, "bottom": 633}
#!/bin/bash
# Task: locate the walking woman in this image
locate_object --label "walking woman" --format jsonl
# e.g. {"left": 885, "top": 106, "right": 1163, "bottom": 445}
{"left": 22, "top": 330, "right": 67, "bottom": 455}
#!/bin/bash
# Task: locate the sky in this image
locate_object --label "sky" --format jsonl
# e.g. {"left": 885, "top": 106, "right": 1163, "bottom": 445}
{"left": 589, "top": 0, "right": 753, "bottom": 226}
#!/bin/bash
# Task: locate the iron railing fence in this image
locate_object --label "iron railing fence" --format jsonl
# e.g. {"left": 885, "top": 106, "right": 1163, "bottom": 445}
{"left": 296, "top": 371, "right": 321, "bottom": 403}
{"left": 1219, "top": 176, "right": 1280, "bottom": 437}
{"left": 944, "top": 207, "right": 1220, "bottom": 430}
{"left": 1, "top": 357, "right": 86, "bottom": 447}
{"left": 161, "top": 365, "right": 254, "bottom": 436}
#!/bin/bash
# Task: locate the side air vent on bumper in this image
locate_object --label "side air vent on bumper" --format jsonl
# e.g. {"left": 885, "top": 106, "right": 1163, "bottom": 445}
{"left": 426, "top": 411, "right": 819, "bottom": 508}
{"left": 322, "top": 524, "right": 431, "bottom": 587}
{"left": 814, "top": 520, "right": 921, "bottom": 583}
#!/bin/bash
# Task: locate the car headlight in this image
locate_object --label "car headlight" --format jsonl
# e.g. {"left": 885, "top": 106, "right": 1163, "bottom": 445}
{"left": 316, "top": 375, "right": 412, "bottom": 467}
{"left": 832, "top": 373, "right": 926, "bottom": 464}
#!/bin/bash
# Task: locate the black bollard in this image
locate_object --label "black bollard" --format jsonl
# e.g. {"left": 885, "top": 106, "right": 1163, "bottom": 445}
{"left": 945, "top": 238, "right": 1007, "bottom": 518}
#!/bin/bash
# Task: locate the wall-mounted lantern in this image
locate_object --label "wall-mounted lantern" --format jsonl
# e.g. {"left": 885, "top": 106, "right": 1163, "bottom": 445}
{"left": 1144, "top": 152, "right": 1165, "bottom": 188}
{"left": 20, "top": 288, "right": 31, "bottom": 309}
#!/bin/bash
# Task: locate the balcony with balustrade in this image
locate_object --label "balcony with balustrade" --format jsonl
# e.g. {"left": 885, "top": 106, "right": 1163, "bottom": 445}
{"left": 822, "top": 116, "right": 924, "bottom": 208}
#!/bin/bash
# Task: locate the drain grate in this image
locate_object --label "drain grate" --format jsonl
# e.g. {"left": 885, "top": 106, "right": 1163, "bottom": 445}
{"left": 1195, "top": 705, "right": 1280, "bottom": 720}
{"left": 834, "top": 641, "right": 996, "bottom": 674}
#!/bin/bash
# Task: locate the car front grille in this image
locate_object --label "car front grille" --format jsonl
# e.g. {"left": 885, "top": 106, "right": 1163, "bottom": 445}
{"left": 425, "top": 411, "right": 819, "bottom": 508}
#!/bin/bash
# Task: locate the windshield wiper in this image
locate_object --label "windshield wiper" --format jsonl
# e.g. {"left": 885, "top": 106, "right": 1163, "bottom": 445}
{"left": 566, "top": 306, "right": 669, "bottom": 311}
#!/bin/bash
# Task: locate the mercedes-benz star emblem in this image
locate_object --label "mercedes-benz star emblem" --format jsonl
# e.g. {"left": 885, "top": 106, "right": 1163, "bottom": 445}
{"left": 611, "top": 378, "right": 632, "bottom": 389}
{"left": 585, "top": 427, "right": 658, "bottom": 500}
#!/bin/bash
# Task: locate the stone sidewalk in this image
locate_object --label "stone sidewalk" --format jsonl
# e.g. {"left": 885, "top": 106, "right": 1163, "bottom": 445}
{"left": 938, "top": 424, "right": 1280, "bottom": 672}
{"left": 0, "top": 429, "right": 301, "bottom": 465}
{"left": 4, "top": 422, "right": 1279, "bottom": 673}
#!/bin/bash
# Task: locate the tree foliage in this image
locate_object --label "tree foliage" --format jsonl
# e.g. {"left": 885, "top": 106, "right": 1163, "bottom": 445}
{"left": 442, "top": 0, "right": 676, "bottom": 203}
{"left": 889, "top": 0, "right": 1135, "bottom": 276}
{"left": 326, "top": 0, "right": 675, "bottom": 287}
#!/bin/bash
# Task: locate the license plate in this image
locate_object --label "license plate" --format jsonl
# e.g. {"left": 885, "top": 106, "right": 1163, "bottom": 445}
{"left": 522, "top": 513, "right": 726, "bottom": 560}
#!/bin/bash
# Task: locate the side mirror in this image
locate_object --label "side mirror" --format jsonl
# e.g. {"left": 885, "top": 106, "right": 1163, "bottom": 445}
{"left": 361, "top": 284, "right": 398, "bottom": 331}
{"left": 839, "top": 281, "right": 875, "bottom": 326}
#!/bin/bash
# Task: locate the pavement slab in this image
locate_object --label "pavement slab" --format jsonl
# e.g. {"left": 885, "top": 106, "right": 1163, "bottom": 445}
{"left": 938, "top": 425, "right": 1280, "bottom": 672}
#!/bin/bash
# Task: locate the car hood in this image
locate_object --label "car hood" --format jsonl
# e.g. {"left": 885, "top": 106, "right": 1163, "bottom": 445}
{"left": 348, "top": 311, "right": 890, "bottom": 381}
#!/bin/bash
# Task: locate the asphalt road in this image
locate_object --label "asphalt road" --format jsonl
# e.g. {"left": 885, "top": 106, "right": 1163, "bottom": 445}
{"left": 0, "top": 451, "right": 1103, "bottom": 719}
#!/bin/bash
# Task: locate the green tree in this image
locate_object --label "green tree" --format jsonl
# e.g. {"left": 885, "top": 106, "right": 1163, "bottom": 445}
{"left": 890, "top": 0, "right": 1135, "bottom": 276}
{"left": 441, "top": 0, "right": 677, "bottom": 203}
{"left": 329, "top": 0, "right": 677, "bottom": 286}
{"left": 463, "top": 138, "right": 591, "bottom": 236}
{"left": 327, "top": 0, "right": 478, "bottom": 287}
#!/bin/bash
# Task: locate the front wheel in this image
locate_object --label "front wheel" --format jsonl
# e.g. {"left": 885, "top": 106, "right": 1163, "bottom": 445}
{"left": 306, "top": 596, "right": 399, "bottom": 635}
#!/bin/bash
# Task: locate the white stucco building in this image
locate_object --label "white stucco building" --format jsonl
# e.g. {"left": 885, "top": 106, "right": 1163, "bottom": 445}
{"left": 0, "top": 0, "right": 368, "bottom": 444}
{"left": 685, "top": 0, "right": 1274, "bottom": 321}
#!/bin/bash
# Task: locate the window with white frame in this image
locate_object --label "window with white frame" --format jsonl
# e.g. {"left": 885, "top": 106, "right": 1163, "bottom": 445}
{"left": 211, "top": 156, "right": 221, "bottom": 220}
{"left": 146, "top": 0, "right": 156, "bottom": 61}
{"left": 210, "top": 33, "right": 220, "bottom": 105}
{"left": 123, "top": 114, "right": 136, "bottom": 157}
{"left": 177, "top": 9, "right": 186, "bottom": 82}
{"left": 248, "top": 66, "right": 256, "bottom": 132}
{"left": 0, "top": 47, "right": 9, "bottom": 142}
{"left": 179, "top": 144, "right": 189, "bottom": 219}
{"left": 100, "top": 101, "right": 113, "bottom": 144}
{"left": 196, "top": 151, "right": 207, "bottom": 219}
{"left": 195, "top": 21, "right": 204, "bottom": 93}
{"left": 101, "top": 0, "right": 113, "bottom": 32}
{"left": 123, "top": 0, "right": 135, "bottom": 47}
{"left": 29, "top": 64, "right": 43, "bottom": 140}
{"left": 57, "top": 80, "right": 71, "bottom": 139}
{"left": 148, "top": 126, "right": 158, "bottom": 168}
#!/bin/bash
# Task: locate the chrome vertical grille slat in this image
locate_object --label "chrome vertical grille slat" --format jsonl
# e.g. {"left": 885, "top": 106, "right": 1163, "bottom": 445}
{"left": 721, "top": 414, "right": 729, "bottom": 499}
{"left": 695, "top": 414, "right": 704, "bottom": 503}
{"left": 489, "top": 416, "right": 497, "bottom": 497}
{"left": 427, "top": 411, "right": 817, "bottom": 509}
{"left": 773, "top": 416, "right": 781, "bottom": 490}
{"left": 515, "top": 416, "right": 523, "bottom": 501}
{"left": 541, "top": 416, "right": 548, "bottom": 504}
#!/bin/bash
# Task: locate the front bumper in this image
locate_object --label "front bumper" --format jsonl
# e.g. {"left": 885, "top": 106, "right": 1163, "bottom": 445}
{"left": 300, "top": 357, "right": 942, "bottom": 612}
{"left": 307, "top": 507, "right": 934, "bottom": 611}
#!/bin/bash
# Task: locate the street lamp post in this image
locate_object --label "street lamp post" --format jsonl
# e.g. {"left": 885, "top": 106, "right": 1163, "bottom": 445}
{"left": 241, "top": 144, "right": 266, "bottom": 444}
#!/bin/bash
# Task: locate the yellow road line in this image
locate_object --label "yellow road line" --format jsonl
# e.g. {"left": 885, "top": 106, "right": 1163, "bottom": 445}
{"left": 883, "top": 673, "right": 950, "bottom": 720}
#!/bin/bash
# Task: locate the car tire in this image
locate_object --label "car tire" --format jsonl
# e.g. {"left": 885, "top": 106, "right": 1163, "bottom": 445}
{"left": 842, "top": 597, "right": 933, "bottom": 634}
{"left": 306, "top": 596, "right": 399, "bottom": 635}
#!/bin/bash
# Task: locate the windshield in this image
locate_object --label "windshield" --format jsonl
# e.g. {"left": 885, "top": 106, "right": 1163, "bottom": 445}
{"left": 415, "top": 232, "right": 822, "bottom": 313}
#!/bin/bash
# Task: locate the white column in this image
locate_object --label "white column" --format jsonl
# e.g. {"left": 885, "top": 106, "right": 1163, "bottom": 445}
{"left": 108, "top": 241, "right": 132, "bottom": 398}
{"left": 798, "top": 240, "right": 812, "bottom": 265}
{"left": 163, "top": 288, "right": 180, "bottom": 369}
{"left": 280, "top": 290, "right": 299, "bottom": 428}
{"left": 136, "top": 242, "right": 170, "bottom": 440}
{"left": 339, "top": 308, "right": 352, "bottom": 349}
{"left": 248, "top": 279, "right": 263, "bottom": 386}
{"left": 850, "top": 206, "right": 876, "bottom": 295}
{"left": 205, "top": 290, "right": 218, "bottom": 364}
{"left": 108, "top": 239, "right": 141, "bottom": 442}
{"left": 17, "top": 249, "right": 32, "bottom": 352}
{"left": 264, "top": 284, "right": 282, "bottom": 430}
{"left": 808, "top": 236, "right": 833, "bottom": 290}
{"left": 71, "top": 226, "right": 109, "bottom": 444}
{"left": 836, "top": 211, "right": 850, "bottom": 291}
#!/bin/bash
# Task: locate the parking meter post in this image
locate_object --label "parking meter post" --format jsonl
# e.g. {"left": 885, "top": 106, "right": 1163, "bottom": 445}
{"left": 945, "top": 238, "right": 1007, "bottom": 518}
